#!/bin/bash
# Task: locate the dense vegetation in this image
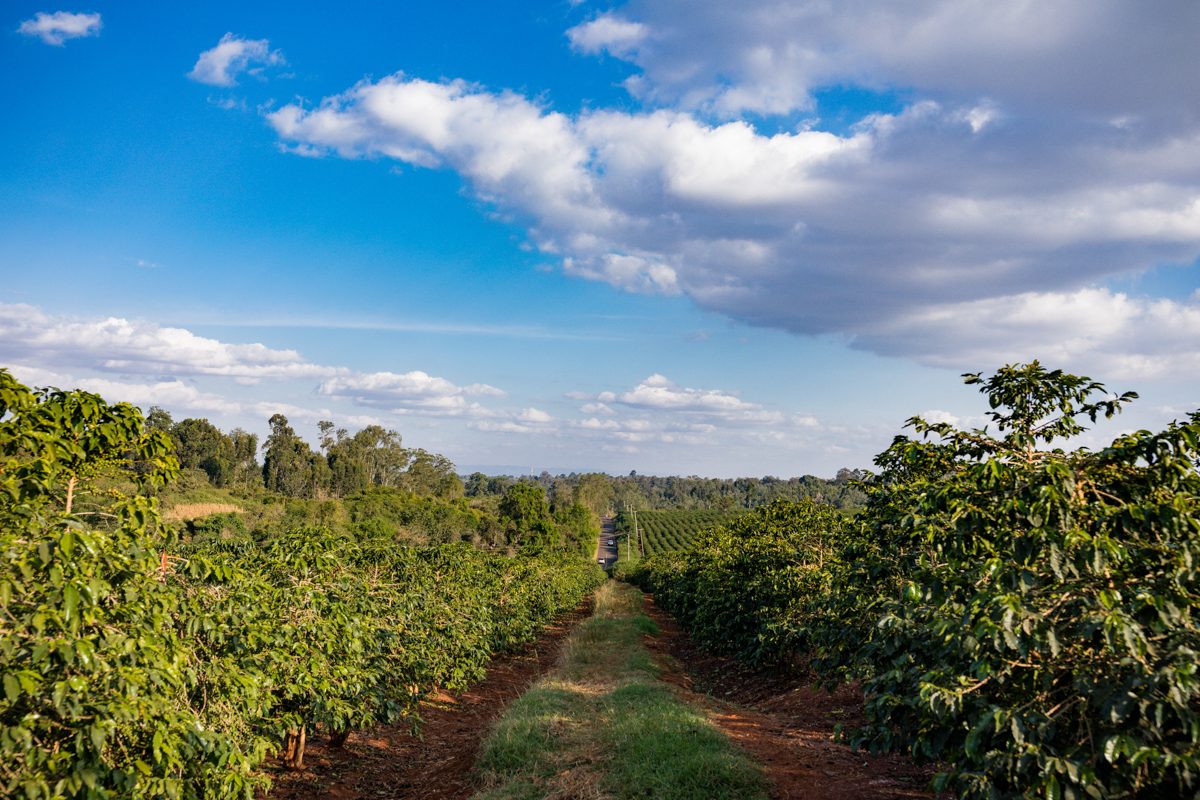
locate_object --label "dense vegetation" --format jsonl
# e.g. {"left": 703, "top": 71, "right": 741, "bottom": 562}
{"left": 144, "top": 401, "right": 865, "bottom": 569}
{"left": 631, "top": 363, "right": 1200, "bottom": 800}
{"left": 0, "top": 371, "right": 606, "bottom": 800}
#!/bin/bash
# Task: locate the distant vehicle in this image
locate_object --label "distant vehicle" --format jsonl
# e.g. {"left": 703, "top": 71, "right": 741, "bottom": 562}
{"left": 607, "top": 539, "right": 615, "bottom": 545}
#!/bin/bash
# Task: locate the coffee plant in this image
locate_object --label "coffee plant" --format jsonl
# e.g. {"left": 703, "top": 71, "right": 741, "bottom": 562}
{"left": 632, "top": 363, "right": 1200, "bottom": 799}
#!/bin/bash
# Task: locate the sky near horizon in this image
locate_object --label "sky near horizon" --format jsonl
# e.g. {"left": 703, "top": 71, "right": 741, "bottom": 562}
{"left": 3, "top": 1, "right": 1200, "bottom": 478}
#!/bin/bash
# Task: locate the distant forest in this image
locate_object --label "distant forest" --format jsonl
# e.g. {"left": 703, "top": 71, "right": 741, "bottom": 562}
{"left": 470, "top": 470, "right": 867, "bottom": 513}
{"left": 148, "top": 408, "right": 867, "bottom": 513}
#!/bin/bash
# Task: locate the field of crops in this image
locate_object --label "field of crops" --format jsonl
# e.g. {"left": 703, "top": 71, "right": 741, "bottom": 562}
{"left": 617, "top": 509, "right": 743, "bottom": 555}
{"left": 0, "top": 373, "right": 608, "bottom": 800}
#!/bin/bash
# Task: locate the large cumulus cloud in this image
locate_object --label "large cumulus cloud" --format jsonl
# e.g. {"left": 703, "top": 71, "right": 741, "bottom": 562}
{"left": 267, "top": 1, "right": 1200, "bottom": 378}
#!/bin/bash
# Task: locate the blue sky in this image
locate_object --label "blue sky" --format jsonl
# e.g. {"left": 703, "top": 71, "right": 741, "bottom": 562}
{"left": 4, "top": 1, "right": 1200, "bottom": 478}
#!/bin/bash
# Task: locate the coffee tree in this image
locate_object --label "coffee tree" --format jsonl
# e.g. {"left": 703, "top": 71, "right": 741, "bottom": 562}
{"left": 855, "top": 363, "right": 1199, "bottom": 799}
{"left": 0, "top": 370, "right": 270, "bottom": 800}
{"left": 629, "top": 363, "right": 1200, "bottom": 799}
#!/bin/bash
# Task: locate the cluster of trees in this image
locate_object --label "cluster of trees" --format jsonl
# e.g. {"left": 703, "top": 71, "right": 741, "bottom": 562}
{"left": 147, "top": 409, "right": 612, "bottom": 555}
{"left": 631, "top": 363, "right": 1200, "bottom": 800}
{"left": 146, "top": 409, "right": 259, "bottom": 488}
{"left": 0, "top": 370, "right": 606, "bottom": 800}
{"left": 148, "top": 409, "right": 461, "bottom": 500}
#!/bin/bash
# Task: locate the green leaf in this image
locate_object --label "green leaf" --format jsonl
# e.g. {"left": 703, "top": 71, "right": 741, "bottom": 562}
{"left": 63, "top": 586, "right": 79, "bottom": 624}
{"left": 1046, "top": 773, "right": 1062, "bottom": 800}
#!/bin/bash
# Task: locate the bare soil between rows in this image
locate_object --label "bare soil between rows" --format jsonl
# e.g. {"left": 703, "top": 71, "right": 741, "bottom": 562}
{"left": 638, "top": 593, "right": 941, "bottom": 800}
{"left": 262, "top": 587, "right": 939, "bottom": 800}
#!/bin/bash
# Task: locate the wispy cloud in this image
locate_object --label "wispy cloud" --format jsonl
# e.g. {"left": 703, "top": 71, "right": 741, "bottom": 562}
{"left": 0, "top": 304, "right": 884, "bottom": 474}
{"left": 317, "top": 371, "right": 507, "bottom": 413}
{"left": 177, "top": 316, "right": 625, "bottom": 341}
{"left": 188, "top": 33, "right": 286, "bottom": 87}
{"left": 0, "top": 303, "right": 518, "bottom": 427}
{"left": 18, "top": 11, "right": 101, "bottom": 46}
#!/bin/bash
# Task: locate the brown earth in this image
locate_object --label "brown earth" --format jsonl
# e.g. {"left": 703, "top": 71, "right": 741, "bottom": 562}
{"left": 638, "top": 593, "right": 943, "bottom": 800}
{"left": 262, "top": 588, "right": 941, "bottom": 800}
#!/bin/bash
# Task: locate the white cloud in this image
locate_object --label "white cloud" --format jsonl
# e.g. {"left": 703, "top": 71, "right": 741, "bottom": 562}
{"left": 0, "top": 302, "right": 511, "bottom": 424}
{"left": 617, "top": 374, "right": 785, "bottom": 423}
{"left": 856, "top": 287, "right": 1200, "bottom": 381}
{"left": 580, "top": 402, "right": 615, "bottom": 415}
{"left": 1, "top": 364, "right": 243, "bottom": 417}
{"left": 74, "top": 378, "right": 244, "bottom": 415}
{"left": 619, "top": 374, "right": 748, "bottom": 411}
{"left": 462, "top": 374, "right": 796, "bottom": 452}
{"left": 266, "top": 6, "right": 1200, "bottom": 378}
{"left": 18, "top": 11, "right": 101, "bottom": 45}
{"left": 516, "top": 408, "right": 553, "bottom": 423}
{"left": 316, "top": 371, "right": 506, "bottom": 413}
{"left": 188, "top": 33, "right": 285, "bottom": 87}
{"left": 567, "top": 14, "right": 649, "bottom": 58}
{"left": 0, "top": 303, "right": 339, "bottom": 380}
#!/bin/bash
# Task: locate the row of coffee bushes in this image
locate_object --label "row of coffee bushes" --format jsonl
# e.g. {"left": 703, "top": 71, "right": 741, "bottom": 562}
{"left": 0, "top": 372, "right": 606, "bottom": 800}
{"left": 630, "top": 364, "right": 1200, "bottom": 800}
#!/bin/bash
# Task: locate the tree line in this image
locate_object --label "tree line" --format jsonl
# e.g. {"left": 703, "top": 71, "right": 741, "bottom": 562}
{"left": 150, "top": 406, "right": 866, "bottom": 515}
{"left": 463, "top": 469, "right": 867, "bottom": 513}
{"left": 146, "top": 408, "right": 461, "bottom": 500}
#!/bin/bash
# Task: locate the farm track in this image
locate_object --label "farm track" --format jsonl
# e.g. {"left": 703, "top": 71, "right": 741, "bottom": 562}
{"left": 261, "top": 595, "right": 595, "bottom": 800}
{"left": 262, "top": 587, "right": 938, "bottom": 800}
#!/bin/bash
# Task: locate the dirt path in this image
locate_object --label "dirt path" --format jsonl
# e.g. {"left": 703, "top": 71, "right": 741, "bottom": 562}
{"left": 639, "top": 592, "right": 941, "bottom": 800}
{"left": 261, "top": 595, "right": 594, "bottom": 800}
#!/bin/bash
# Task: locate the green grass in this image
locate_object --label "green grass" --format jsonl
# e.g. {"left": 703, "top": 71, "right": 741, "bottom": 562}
{"left": 473, "top": 582, "right": 768, "bottom": 800}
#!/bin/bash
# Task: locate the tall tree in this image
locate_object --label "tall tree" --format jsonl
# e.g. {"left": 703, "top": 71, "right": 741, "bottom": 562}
{"left": 226, "top": 428, "right": 260, "bottom": 488}
{"left": 262, "top": 414, "right": 327, "bottom": 497}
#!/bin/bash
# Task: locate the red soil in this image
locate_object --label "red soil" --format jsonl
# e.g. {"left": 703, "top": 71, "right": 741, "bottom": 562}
{"left": 639, "top": 592, "right": 942, "bottom": 800}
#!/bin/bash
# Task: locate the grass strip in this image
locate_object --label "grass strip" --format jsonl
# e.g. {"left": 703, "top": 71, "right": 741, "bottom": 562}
{"left": 473, "top": 581, "right": 768, "bottom": 800}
